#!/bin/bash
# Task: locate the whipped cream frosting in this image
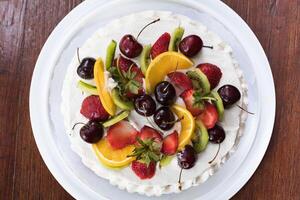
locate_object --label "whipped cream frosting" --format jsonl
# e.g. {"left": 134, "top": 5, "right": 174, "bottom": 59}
{"left": 61, "top": 11, "right": 248, "bottom": 196}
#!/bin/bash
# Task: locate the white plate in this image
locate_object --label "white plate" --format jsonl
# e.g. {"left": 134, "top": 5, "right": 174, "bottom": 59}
{"left": 29, "top": 0, "right": 275, "bottom": 199}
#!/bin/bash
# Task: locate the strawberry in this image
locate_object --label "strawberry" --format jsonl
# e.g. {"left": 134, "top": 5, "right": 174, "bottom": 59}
{"left": 80, "top": 95, "right": 110, "bottom": 121}
{"left": 137, "top": 126, "right": 163, "bottom": 144}
{"left": 196, "top": 103, "right": 218, "bottom": 129}
{"left": 150, "top": 32, "right": 171, "bottom": 59}
{"left": 162, "top": 131, "right": 179, "bottom": 155}
{"left": 197, "top": 63, "right": 222, "bottom": 89}
{"left": 168, "top": 72, "right": 193, "bottom": 91}
{"left": 131, "top": 160, "right": 156, "bottom": 179}
{"left": 180, "top": 89, "right": 204, "bottom": 116}
{"left": 106, "top": 120, "right": 139, "bottom": 149}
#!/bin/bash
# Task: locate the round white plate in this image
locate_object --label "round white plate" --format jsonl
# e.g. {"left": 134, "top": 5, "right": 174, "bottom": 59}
{"left": 29, "top": 0, "right": 275, "bottom": 199}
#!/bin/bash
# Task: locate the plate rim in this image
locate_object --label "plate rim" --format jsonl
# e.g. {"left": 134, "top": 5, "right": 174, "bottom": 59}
{"left": 29, "top": 0, "right": 276, "bottom": 199}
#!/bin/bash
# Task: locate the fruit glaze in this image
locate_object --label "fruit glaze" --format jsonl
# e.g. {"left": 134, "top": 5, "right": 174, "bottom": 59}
{"left": 61, "top": 11, "right": 249, "bottom": 196}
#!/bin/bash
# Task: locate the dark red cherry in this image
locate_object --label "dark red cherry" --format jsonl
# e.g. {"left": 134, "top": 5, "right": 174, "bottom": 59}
{"left": 154, "top": 81, "right": 176, "bottom": 106}
{"left": 119, "top": 34, "right": 143, "bottom": 58}
{"left": 153, "top": 106, "right": 175, "bottom": 131}
{"left": 179, "top": 35, "right": 203, "bottom": 57}
{"left": 177, "top": 145, "right": 197, "bottom": 169}
{"left": 77, "top": 57, "right": 96, "bottom": 79}
{"left": 80, "top": 120, "right": 104, "bottom": 143}
{"left": 208, "top": 125, "right": 225, "bottom": 144}
{"left": 134, "top": 94, "right": 156, "bottom": 116}
{"left": 217, "top": 85, "right": 241, "bottom": 108}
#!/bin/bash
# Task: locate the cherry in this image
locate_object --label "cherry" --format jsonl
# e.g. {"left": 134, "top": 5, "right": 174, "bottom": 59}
{"left": 177, "top": 145, "right": 197, "bottom": 169}
{"left": 217, "top": 85, "right": 241, "bottom": 108}
{"left": 134, "top": 94, "right": 156, "bottom": 116}
{"left": 153, "top": 106, "right": 176, "bottom": 131}
{"left": 208, "top": 125, "right": 225, "bottom": 144}
{"left": 179, "top": 35, "right": 213, "bottom": 57}
{"left": 73, "top": 120, "right": 104, "bottom": 144}
{"left": 154, "top": 81, "right": 176, "bottom": 106}
{"left": 119, "top": 18, "right": 160, "bottom": 58}
{"left": 76, "top": 48, "right": 96, "bottom": 79}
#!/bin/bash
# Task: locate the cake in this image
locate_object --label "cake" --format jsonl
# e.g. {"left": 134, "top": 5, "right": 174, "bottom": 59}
{"left": 61, "top": 11, "right": 248, "bottom": 196}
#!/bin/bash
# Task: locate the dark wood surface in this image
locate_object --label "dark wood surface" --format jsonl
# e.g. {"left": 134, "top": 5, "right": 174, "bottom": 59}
{"left": 0, "top": 0, "right": 299, "bottom": 199}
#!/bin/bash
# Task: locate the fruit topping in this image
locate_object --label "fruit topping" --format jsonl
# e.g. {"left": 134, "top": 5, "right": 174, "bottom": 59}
{"left": 186, "top": 69, "right": 210, "bottom": 94}
{"left": 154, "top": 81, "right": 176, "bottom": 106}
{"left": 162, "top": 131, "right": 179, "bottom": 155}
{"left": 94, "top": 58, "right": 116, "bottom": 116}
{"left": 145, "top": 52, "right": 193, "bottom": 93}
{"left": 134, "top": 94, "right": 156, "bottom": 116}
{"left": 167, "top": 72, "right": 193, "bottom": 91}
{"left": 77, "top": 57, "right": 96, "bottom": 79}
{"left": 153, "top": 106, "right": 176, "bottom": 131}
{"left": 105, "top": 40, "right": 117, "bottom": 70}
{"left": 77, "top": 80, "right": 98, "bottom": 95}
{"left": 138, "top": 126, "right": 163, "bottom": 143}
{"left": 111, "top": 88, "right": 134, "bottom": 110}
{"left": 92, "top": 138, "right": 135, "bottom": 168}
{"left": 150, "top": 32, "right": 171, "bottom": 59}
{"left": 102, "top": 111, "right": 130, "bottom": 128}
{"left": 159, "top": 155, "right": 174, "bottom": 168}
{"left": 80, "top": 95, "right": 110, "bottom": 121}
{"left": 197, "top": 63, "right": 222, "bottom": 89}
{"left": 180, "top": 89, "right": 204, "bottom": 116}
{"left": 177, "top": 145, "right": 197, "bottom": 169}
{"left": 171, "top": 104, "right": 195, "bottom": 149}
{"left": 179, "top": 35, "right": 203, "bottom": 57}
{"left": 168, "top": 27, "right": 185, "bottom": 51}
{"left": 76, "top": 120, "right": 104, "bottom": 143}
{"left": 140, "top": 44, "right": 151, "bottom": 75}
{"left": 106, "top": 120, "right": 138, "bottom": 149}
{"left": 192, "top": 119, "right": 209, "bottom": 153}
{"left": 210, "top": 91, "right": 224, "bottom": 120}
{"left": 217, "top": 84, "right": 241, "bottom": 108}
{"left": 131, "top": 160, "right": 156, "bottom": 179}
{"left": 196, "top": 103, "right": 218, "bottom": 129}
{"left": 208, "top": 124, "right": 225, "bottom": 144}
{"left": 119, "top": 18, "right": 160, "bottom": 58}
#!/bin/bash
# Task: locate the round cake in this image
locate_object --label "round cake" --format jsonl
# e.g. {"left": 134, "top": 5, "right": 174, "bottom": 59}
{"left": 61, "top": 11, "right": 248, "bottom": 196}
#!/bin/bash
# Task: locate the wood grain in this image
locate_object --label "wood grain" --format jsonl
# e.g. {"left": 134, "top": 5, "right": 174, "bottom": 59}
{"left": 0, "top": 0, "right": 299, "bottom": 199}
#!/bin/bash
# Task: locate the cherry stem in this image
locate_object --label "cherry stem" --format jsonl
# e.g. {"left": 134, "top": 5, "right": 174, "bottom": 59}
{"left": 137, "top": 18, "right": 160, "bottom": 40}
{"left": 72, "top": 122, "right": 85, "bottom": 130}
{"left": 178, "top": 168, "right": 183, "bottom": 191}
{"left": 236, "top": 105, "right": 255, "bottom": 115}
{"left": 162, "top": 116, "right": 184, "bottom": 125}
{"left": 76, "top": 48, "right": 81, "bottom": 63}
{"left": 208, "top": 143, "right": 220, "bottom": 164}
{"left": 203, "top": 45, "right": 213, "bottom": 49}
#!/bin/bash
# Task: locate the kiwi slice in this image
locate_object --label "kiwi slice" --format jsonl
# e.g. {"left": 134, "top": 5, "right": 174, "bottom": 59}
{"left": 186, "top": 69, "right": 210, "bottom": 94}
{"left": 168, "top": 27, "right": 185, "bottom": 51}
{"left": 111, "top": 88, "right": 134, "bottom": 110}
{"left": 210, "top": 91, "right": 224, "bottom": 121}
{"left": 140, "top": 44, "right": 151, "bottom": 75}
{"left": 159, "top": 155, "right": 174, "bottom": 168}
{"left": 103, "top": 111, "right": 130, "bottom": 128}
{"left": 192, "top": 120, "right": 209, "bottom": 153}
{"left": 77, "top": 80, "right": 98, "bottom": 95}
{"left": 105, "top": 40, "right": 117, "bottom": 70}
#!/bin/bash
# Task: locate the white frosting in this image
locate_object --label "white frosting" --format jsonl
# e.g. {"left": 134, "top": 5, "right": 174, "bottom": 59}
{"left": 61, "top": 11, "right": 248, "bottom": 196}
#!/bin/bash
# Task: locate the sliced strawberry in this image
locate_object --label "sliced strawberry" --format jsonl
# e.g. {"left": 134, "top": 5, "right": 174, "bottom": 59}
{"left": 180, "top": 89, "right": 204, "bottom": 116}
{"left": 80, "top": 95, "right": 110, "bottom": 121}
{"left": 196, "top": 103, "right": 218, "bottom": 129}
{"left": 168, "top": 72, "right": 193, "bottom": 91}
{"left": 107, "top": 120, "right": 139, "bottom": 149}
{"left": 150, "top": 32, "right": 171, "bottom": 59}
{"left": 131, "top": 160, "right": 156, "bottom": 179}
{"left": 162, "top": 131, "right": 179, "bottom": 155}
{"left": 137, "top": 126, "right": 163, "bottom": 144}
{"left": 197, "top": 63, "right": 222, "bottom": 89}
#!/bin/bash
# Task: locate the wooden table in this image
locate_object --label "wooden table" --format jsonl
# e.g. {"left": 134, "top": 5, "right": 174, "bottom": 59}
{"left": 0, "top": 0, "right": 299, "bottom": 199}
